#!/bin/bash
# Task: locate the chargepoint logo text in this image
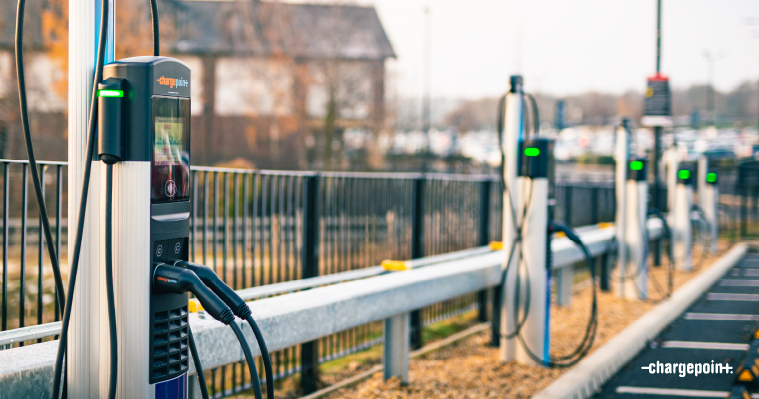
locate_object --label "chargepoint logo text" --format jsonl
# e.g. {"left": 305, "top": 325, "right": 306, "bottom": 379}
{"left": 156, "top": 76, "right": 189, "bottom": 89}
{"left": 642, "top": 361, "right": 733, "bottom": 377}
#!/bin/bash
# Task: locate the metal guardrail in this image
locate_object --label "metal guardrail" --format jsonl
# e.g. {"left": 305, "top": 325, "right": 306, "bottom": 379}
{"left": 0, "top": 221, "right": 645, "bottom": 347}
{"left": 0, "top": 220, "right": 664, "bottom": 398}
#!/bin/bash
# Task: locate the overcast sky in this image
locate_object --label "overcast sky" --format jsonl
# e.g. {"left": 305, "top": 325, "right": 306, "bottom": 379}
{"left": 339, "top": 0, "right": 759, "bottom": 99}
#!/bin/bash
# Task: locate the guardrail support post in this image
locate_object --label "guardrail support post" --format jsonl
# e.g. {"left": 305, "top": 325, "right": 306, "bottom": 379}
{"left": 477, "top": 179, "right": 492, "bottom": 321}
{"left": 300, "top": 174, "right": 320, "bottom": 395}
{"left": 189, "top": 375, "right": 202, "bottom": 399}
{"left": 490, "top": 285, "right": 501, "bottom": 346}
{"left": 384, "top": 312, "right": 410, "bottom": 383}
{"left": 556, "top": 265, "right": 573, "bottom": 306}
{"left": 600, "top": 252, "right": 611, "bottom": 292}
{"left": 410, "top": 177, "right": 425, "bottom": 350}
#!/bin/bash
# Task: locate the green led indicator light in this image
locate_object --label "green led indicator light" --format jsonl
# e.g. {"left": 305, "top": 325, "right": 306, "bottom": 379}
{"left": 98, "top": 90, "right": 123, "bottom": 98}
{"left": 707, "top": 172, "right": 717, "bottom": 183}
{"left": 524, "top": 147, "right": 540, "bottom": 157}
{"left": 678, "top": 170, "right": 690, "bottom": 180}
{"left": 630, "top": 161, "right": 643, "bottom": 171}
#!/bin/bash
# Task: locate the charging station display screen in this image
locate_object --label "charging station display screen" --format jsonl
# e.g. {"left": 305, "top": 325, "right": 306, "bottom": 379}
{"left": 152, "top": 96, "right": 190, "bottom": 203}
{"left": 155, "top": 118, "right": 184, "bottom": 166}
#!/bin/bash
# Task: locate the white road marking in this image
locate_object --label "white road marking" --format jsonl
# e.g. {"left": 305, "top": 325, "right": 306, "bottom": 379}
{"left": 720, "top": 279, "right": 759, "bottom": 286}
{"left": 684, "top": 313, "right": 758, "bottom": 321}
{"left": 707, "top": 292, "right": 759, "bottom": 301}
{"left": 616, "top": 386, "right": 730, "bottom": 398}
{"left": 660, "top": 341, "right": 748, "bottom": 350}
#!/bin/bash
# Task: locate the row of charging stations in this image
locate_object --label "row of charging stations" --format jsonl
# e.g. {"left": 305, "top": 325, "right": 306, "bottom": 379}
{"left": 613, "top": 120, "right": 719, "bottom": 303}
{"left": 496, "top": 76, "right": 722, "bottom": 370}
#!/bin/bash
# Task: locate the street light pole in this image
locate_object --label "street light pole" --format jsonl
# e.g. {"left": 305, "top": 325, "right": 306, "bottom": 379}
{"left": 702, "top": 50, "right": 725, "bottom": 126}
{"left": 703, "top": 51, "right": 714, "bottom": 125}
{"left": 422, "top": 7, "right": 431, "bottom": 172}
{"left": 652, "top": 0, "right": 663, "bottom": 265}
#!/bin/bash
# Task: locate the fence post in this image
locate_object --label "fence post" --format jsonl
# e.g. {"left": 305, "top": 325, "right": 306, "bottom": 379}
{"left": 410, "top": 177, "right": 425, "bottom": 350}
{"left": 592, "top": 186, "right": 601, "bottom": 225}
{"left": 477, "top": 179, "right": 492, "bottom": 322}
{"left": 300, "top": 173, "right": 320, "bottom": 395}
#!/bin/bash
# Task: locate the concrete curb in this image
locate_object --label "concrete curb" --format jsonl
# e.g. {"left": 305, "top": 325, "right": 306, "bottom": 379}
{"left": 533, "top": 243, "right": 749, "bottom": 399}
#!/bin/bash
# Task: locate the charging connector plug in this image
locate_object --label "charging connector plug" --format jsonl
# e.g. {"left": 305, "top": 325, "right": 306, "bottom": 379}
{"left": 172, "top": 260, "right": 250, "bottom": 317}
{"left": 153, "top": 263, "right": 235, "bottom": 325}
{"left": 172, "top": 259, "right": 273, "bottom": 399}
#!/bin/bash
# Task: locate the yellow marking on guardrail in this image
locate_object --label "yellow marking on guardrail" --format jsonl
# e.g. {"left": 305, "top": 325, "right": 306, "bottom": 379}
{"left": 189, "top": 299, "right": 204, "bottom": 313}
{"left": 489, "top": 241, "right": 503, "bottom": 250}
{"left": 382, "top": 259, "right": 409, "bottom": 271}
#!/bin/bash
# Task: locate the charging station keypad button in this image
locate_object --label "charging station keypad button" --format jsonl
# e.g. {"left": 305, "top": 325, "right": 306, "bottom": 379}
{"left": 154, "top": 240, "right": 168, "bottom": 261}
{"left": 168, "top": 238, "right": 185, "bottom": 260}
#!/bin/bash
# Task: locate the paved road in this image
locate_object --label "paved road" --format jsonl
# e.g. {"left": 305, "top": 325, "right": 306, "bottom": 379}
{"left": 596, "top": 252, "right": 759, "bottom": 399}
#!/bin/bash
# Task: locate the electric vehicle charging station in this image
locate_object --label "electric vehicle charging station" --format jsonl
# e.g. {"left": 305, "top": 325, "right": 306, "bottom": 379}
{"left": 614, "top": 122, "right": 649, "bottom": 301}
{"left": 512, "top": 138, "right": 552, "bottom": 366}
{"left": 98, "top": 57, "right": 194, "bottom": 397}
{"left": 703, "top": 168, "right": 719, "bottom": 253}
{"left": 618, "top": 158, "right": 649, "bottom": 300}
{"left": 673, "top": 166, "right": 694, "bottom": 271}
{"left": 497, "top": 76, "right": 596, "bottom": 368}
{"left": 698, "top": 156, "right": 719, "bottom": 253}
{"left": 13, "top": 0, "right": 274, "bottom": 397}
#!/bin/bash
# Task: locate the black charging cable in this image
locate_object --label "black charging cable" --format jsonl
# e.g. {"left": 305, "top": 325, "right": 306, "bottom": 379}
{"left": 14, "top": 0, "right": 67, "bottom": 316}
{"left": 517, "top": 221, "right": 598, "bottom": 368}
{"left": 689, "top": 204, "right": 710, "bottom": 270}
{"left": 153, "top": 264, "right": 264, "bottom": 399}
{"left": 648, "top": 207, "right": 675, "bottom": 296}
{"left": 187, "top": 328, "right": 210, "bottom": 399}
{"left": 173, "top": 260, "right": 273, "bottom": 399}
{"left": 494, "top": 89, "right": 538, "bottom": 340}
{"left": 103, "top": 164, "right": 118, "bottom": 399}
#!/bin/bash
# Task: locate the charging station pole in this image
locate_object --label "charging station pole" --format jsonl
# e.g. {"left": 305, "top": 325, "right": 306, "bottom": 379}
{"left": 624, "top": 160, "right": 649, "bottom": 300}
{"left": 68, "top": 0, "right": 113, "bottom": 396}
{"left": 698, "top": 156, "right": 719, "bottom": 253}
{"left": 614, "top": 122, "right": 648, "bottom": 300}
{"left": 614, "top": 123, "right": 629, "bottom": 298}
{"left": 703, "top": 169, "right": 719, "bottom": 253}
{"left": 674, "top": 167, "right": 693, "bottom": 271}
{"left": 513, "top": 139, "right": 551, "bottom": 366}
{"left": 500, "top": 76, "right": 524, "bottom": 362}
{"left": 665, "top": 146, "right": 679, "bottom": 215}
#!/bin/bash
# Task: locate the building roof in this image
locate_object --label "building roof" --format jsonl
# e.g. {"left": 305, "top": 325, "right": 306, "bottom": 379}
{"left": 171, "top": 0, "right": 396, "bottom": 60}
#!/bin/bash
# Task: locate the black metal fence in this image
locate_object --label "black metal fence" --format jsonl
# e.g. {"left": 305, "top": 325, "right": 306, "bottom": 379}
{"left": 0, "top": 159, "right": 748, "bottom": 397}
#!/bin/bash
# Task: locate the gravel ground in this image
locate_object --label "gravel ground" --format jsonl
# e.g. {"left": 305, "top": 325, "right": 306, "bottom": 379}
{"left": 321, "top": 245, "right": 728, "bottom": 399}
